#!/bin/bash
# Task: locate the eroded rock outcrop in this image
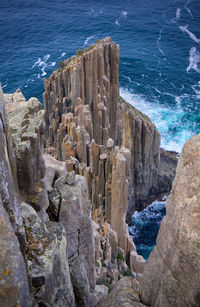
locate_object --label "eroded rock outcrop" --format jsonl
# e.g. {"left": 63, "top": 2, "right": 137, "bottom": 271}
{"left": 141, "top": 134, "right": 200, "bottom": 306}
{"left": 43, "top": 37, "right": 119, "bottom": 155}
{"left": 117, "top": 97, "right": 161, "bottom": 222}
{"left": 0, "top": 195, "right": 31, "bottom": 307}
{"left": 43, "top": 37, "right": 176, "bottom": 227}
{"left": 100, "top": 276, "right": 147, "bottom": 307}
{"left": 0, "top": 86, "right": 31, "bottom": 306}
{"left": 4, "top": 90, "right": 49, "bottom": 221}
{"left": 45, "top": 162, "right": 96, "bottom": 306}
{"left": 21, "top": 202, "right": 75, "bottom": 307}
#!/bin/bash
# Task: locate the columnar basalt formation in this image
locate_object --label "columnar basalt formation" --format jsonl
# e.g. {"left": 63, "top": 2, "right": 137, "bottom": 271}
{"left": 46, "top": 165, "right": 96, "bottom": 306}
{"left": 0, "top": 37, "right": 181, "bottom": 306}
{"left": 43, "top": 37, "right": 119, "bottom": 157}
{"left": 4, "top": 90, "right": 49, "bottom": 221}
{"left": 43, "top": 37, "right": 173, "bottom": 227}
{"left": 140, "top": 134, "right": 200, "bottom": 306}
{"left": 0, "top": 86, "right": 31, "bottom": 306}
{"left": 117, "top": 98, "right": 161, "bottom": 222}
{"left": 2, "top": 87, "right": 97, "bottom": 306}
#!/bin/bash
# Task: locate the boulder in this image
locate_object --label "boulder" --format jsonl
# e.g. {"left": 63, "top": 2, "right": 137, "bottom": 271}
{"left": 44, "top": 153, "right": 67, "bottom": 192}
{"left": 100, "top": 277, "right": 147, "bottom": 307}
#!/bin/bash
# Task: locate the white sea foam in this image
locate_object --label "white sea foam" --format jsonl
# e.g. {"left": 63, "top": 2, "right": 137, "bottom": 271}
{"left": 176, "top": 8, "right": 181, "bottom": 20}
{"left": 58, "top": 52, "right": 66, "bottom": 59}
{"left": 155, "top": 87, "right": 161, "bottom": 94}
{"left": 41, "top": 67, "right": 47, "bottom": 76}
{"left": 32, "top": 54, "right": 50, "bottom": 78}
{"left": 50, "top": 62, "right": 56, "bottom": 66}
{"left": 187, "top": 47, "right": 200, "bottom": 73}
{"left": 115, "top": 19, "right": 120, "bottom": 26}
{"left": 156, "top": 30, "right": 165, "bottom": 55}
{"left": 179, "top": 26, "right": 200, "bottom": 44}
{"left": 184, "top": 0, "right": 193, "bottom": 18}
{"left": 171, "top": 8, "right": 181, "bottom": 23}
{"left": 2, "top": 83, "right": 7, "bottom": 88}
{"left": 84, "top": 35, "right": 95, "bottom": 46}
{"left": 170, "top": 82, "right": 176, "bottom": 89}
{"left": 192, "top": 81, "right": 200, "bottom": 95}
{"left": 122, "top": 11, "right": 128, "bottom": 18}
{"left": 89, "top": 9, "right": 103, "bottom": 17}
{"left": 120, "top": 88, "right": 193, "bottom": 153}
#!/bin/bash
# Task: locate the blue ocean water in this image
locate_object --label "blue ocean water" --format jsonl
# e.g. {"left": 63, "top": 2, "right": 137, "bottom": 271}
{"left": 129, "top": 199, "right": 167, "bottom": 260}
{"left": 0, "top": 0, "right": 200, "bottom": 152}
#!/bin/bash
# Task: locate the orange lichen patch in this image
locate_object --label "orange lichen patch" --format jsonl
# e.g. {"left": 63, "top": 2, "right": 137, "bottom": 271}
{"left": 103, "top": 223, "right": 110, "bottom": 238}
{"left": 3, "top": 268, "right": 9, "bottom": 276}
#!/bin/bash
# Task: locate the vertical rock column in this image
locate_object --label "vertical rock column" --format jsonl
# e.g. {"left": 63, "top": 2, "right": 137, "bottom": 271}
{"left": 43, "top": 37, "right": 119, "bottom": 160}
{"left": 0, "top": 85, "right": 31, "bottom": 306}
{"left": 110, "top": 146, "right": 141, "bottom": 267}
{"left": 4, "top": 90, "right": 49, "bottom": 221}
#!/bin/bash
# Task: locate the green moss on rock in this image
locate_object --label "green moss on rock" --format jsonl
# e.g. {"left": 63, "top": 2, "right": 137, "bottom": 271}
{"left": 118, "top": 96, "right": 150, "bottom": 122}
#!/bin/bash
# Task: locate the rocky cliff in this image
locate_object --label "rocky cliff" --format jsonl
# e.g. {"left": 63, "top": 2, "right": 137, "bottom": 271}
{"left": 0, "top": 86, "right": 30, "bottom": 306}
{"left": 140, "top": 133, "right": 200, "bottom": 307}
{"left": 0, "top": 37, "right": 179, "bottom": 306}
{"left": 100, "top": 133, "right": 200, "bottom": 307}
{"left": 4, "top": 90, "right": 49, "bottom": 221}
{"left": 43, "top": 37, "right": 175, "bottom": 225}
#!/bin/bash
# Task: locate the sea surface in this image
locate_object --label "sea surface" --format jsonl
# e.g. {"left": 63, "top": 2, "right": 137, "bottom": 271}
{"left": 129, "top": 199, "right": 167, "bottom": 260}
{"left": 1, "top": 0, "right": 199, "bottom": 259}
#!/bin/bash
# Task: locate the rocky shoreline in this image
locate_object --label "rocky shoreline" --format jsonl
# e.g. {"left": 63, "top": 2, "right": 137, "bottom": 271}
{"left": 0, "top": 37, "right": 199, "bottom": 306}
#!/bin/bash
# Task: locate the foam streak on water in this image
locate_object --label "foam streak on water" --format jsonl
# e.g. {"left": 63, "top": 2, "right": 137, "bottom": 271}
{"left": 179, "top": 25, "right": 200, "bottom": 44}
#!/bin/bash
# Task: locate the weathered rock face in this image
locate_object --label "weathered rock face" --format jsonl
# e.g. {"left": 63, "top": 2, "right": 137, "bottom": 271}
{"left": 0, "top": 195, "right": 31, "bottom": 307}
{"left": 43, "top": 37, "right": 176, "bottom": 227}
{"left": 44, "top": 153, "right": 67, "bottom": 193}
{"left": 43, "top": 37, "right": 119, "bottom": 156}
{"left": 158, "top": 148, "right": 178, "bottom": 195}
{"left": 110, "top": 146, "right": 145, "bottom": 274}
{"left": 117, "top": 98, "right": 161, "bottom": 222}
{"left": 4, "top": 90, "right": 49, "bottom": 221}
{"left": 0, "top": 87, "right": 27, "bottom": 248}
{"left": 0, "top": 85, "right": 31, "bottom": 306}
{"left": 21, "top": 202, "right": 75, "bottom": 307}
{"left": 47, "top": 170, "right": 96, "bottom": 306}
{"left": 100, "top": 276, "right": 147, "bottom": 307}
{"left": 141, "top": 134, "right": 200, "bottom": 307}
